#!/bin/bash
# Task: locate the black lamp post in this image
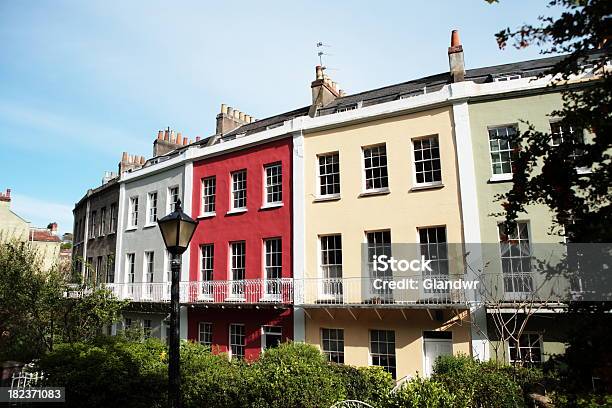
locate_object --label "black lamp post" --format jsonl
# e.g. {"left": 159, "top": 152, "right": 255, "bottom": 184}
{"left": 157, "top": 199, "right": 198, "bottom": 408}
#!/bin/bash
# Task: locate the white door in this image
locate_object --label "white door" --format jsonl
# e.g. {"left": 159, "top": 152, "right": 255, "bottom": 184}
{"left": 423, "top": 338, "right": 453, "bottom": 377}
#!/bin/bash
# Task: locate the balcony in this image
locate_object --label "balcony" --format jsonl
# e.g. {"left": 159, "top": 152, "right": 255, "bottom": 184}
{"left": 293, "top": 276, "right": 470, "bottom": 307}
{"left": 65, "top": 278, "right": 294, "bottom": 305}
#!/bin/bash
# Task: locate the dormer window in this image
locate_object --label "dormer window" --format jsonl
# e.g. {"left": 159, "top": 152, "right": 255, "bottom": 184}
{"left": 266, "top": 123, "right": 283, "bottom": 130}
{"left": 335, "top": 104, "right": 358, "bottom": 113}
{"left": 399, "top": 88, "right": 426, "bottom": 99}
{"left": 494, "top": 73, "right": 522, "bottom": 82}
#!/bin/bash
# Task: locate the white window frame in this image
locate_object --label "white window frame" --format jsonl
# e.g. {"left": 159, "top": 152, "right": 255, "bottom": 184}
{"left": 498, "top": 221, "right": 533, "bottom": 298}
{"left": 508, "top": 332, "right": 543, "bottom": 366}
{"left": 90, "top": 210, "right": 97, "bottom": 239}
{"left": 263, "top": 163, "right": 283, "bottom": 207}
{"left": 369, "top": 329, "right": 397, "bottom": 379}
{"left": 109, "top": 203, "right": 117, "bottom": 233}
{"left": 366, "top": 230, "right": 392, "bottom": 298}
{"left": 261, "top": 325, "right": 283, "bottom": 351}
{"left": 229, "top": 323, "right": 246, "bottom": 360}
{"left": 319, "top": 234, "right": 343, "bottom": 300}
{"left": 147, "top": 191, "right": 158, "bottom": 225}
{"left": 143, "top": 251, "right": 154, "bottom": 298}
{"left": 230, "top": 170, "right": 247, "bottom": 211}
{"left": 411, "top": 135, "right": 442, "bottom": 188}
{"left": 200, "top": 244, "right": 214, "bottom": 299}
{"left": 418, "top": 226, "right": 450, "bottom": 295}
{"left": 201, "top": 176, "right": 216, "bottom": 216}
{"left": 362, "top": 144, "right": 389, "bottom": 193}
{"left": 321, "top": 328, "right": 345, "bottom": 364}
{"left": 263, "top": 238, "right": 282, "bottom": 299}
{"left": 167, "top": 186, "right": 180, "bottom": 214}
{"left": 198, "top": 322, "right": 213, "bottom": 346}
{"left": 487, "top": 124, "right": 518, "bottom": 181}
{"left": 126, "top": 253, "right": 135, "bottom": 296}
{"left": 316, "top": 152, "right": 341, "bottom": 199}
{"left": 128, "top": 196, "right": 139, "bottom": 228}
{"left": 229, "top": 241, "right": 246, "bottom": 299}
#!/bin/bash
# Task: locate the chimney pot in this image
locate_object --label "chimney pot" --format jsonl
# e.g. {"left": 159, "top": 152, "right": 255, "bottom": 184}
{"left": 239, "top": 112, "right": 246, "bottom": 121}
{"left": 183, "top": 138, "right": 188, "bottom": 146}
{"left": 451, "top": 30, "right": 461, "bottom": 48}
{"left": 315, "top": 65, "right": 324, "bottom": 80}
{"left": 157, "top": 130, "right": 163, "bottom": 140}
{"left": 177, "top": 133, "right": 183, "bottom": 145}
{"left": 221, "top": 103, "right": 228, "bottom": 114}
{"left": 196, "top": 136, "right": 201, "bottom": 142}
{"left": 6, "top": 188, "right": 10, "bottom": 198}
{"left": 141, "top": 156, "right": 146, "bottom": 164}
{"left": 227, "top": 107, "right": 234, "bottom": 116}
{"left": 233, "top": 110, "right": 240, "bottom": 119}
{"left": 122, "top": 152, "right": 128, "bottom": 161}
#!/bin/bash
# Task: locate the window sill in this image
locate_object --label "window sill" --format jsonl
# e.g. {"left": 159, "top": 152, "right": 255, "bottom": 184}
{"left": 143, "top": 224, "right": 157, "bottom": 229}
{"left": 488, "top": 174, "right": 513, "bottom": 183}
{"left": 224, "top": 296, "right": 246, "bottom": 302}
{"left": 313, "top": 194, "right": 341, "bottom": 202}
{"left": 226, "top": 208, "right": 247, "bottom": 216}
{"left": 260, "top": 203, "right": 283, "bottom": 210}
{"left": 197, "top": 212, "right": 216, "bottom": 219}
{"left": 125, "top": 227, "right": 138, "bottom": 232}
{"left": 358, "top": 188, "right": 390, "bottom": 197}
{"left": 576, "top": 167, "right": 591, "bottom": 175}
{"left": 410, "top": 183, "right": 444, "bottom": 191}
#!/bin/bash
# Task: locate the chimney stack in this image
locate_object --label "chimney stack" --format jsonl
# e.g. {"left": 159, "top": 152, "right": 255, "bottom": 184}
{"left": 309, "top": 65, "right": 340, "bottom": 117}
{"left": 119, "top": 151, "right": 145, "bottom": 174}
{"left": 0, "top": 188, "right": 11, "bottom": 203}
{"left": 47, "top": 222, "right": 58, "bottom": 233}
{"left": 153, "top": 127, "right": 192, "bottom": 157}
{"left": 215, "top": 103, "right": 252, "bottom": 135}
{"left": 448, "top": 30, "right": 465, "bottom": 83}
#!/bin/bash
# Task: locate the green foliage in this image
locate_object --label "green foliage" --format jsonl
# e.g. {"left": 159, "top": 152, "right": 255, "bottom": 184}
{"left": 432, "top": 354, "right": 531, "bottom": 408}
{"left": 0, "top": 238, "right": 128, "bottom": 362}
{"left": 38, "top": 342, "right": 551, "bottom": 408}
{"left": 0, "top": 239, "right": 65, "bottom": 361}
{"left": 39, "top": 337, "right": 167, "bottom": 408}
{"left": 385, "top": 376, "right": 463, "bottom": 408}
{"left": 329, "top": 364, "right": 394, "bottom": 406}
{"left": 251, "top": 342, "right": 345, "bottom": 408}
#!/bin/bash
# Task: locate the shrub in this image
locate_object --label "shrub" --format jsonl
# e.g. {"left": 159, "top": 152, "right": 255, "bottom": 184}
{"left": 251, "top": 342, "right": 344, "bottom": 408}
{"left": 39, "top": 337, "right": 167, "bottom": 408}
{"left": 330, "top": 364, "right": 393, "bottom": 406}
{"left": 385, "top": 376, "right": 463, "bottom": 408}
{"left": 432, "top": 354, "right": 527, "bottom": 408}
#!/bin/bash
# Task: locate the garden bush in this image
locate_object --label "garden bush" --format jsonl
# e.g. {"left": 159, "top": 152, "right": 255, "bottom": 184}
{"left": 385, "top": 376, "right": 464, "bottom": 408}
{"left": 432, "top": 354, "right": 532, "bottom": 408}
{"left": 39, "top": 337, "right": 167, "bottom": 408}
{"left": 330, "top": 363, "right": 394, "bottom": 405}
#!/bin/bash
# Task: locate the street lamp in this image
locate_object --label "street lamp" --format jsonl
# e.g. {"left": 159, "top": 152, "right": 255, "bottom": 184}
{"left": 157, "top": 199, "right": 198, "bottom": 408}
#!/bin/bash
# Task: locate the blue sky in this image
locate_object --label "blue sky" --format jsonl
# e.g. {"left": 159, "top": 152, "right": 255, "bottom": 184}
{"left": 0, "top": 1, "right": 557, "bottom": 234}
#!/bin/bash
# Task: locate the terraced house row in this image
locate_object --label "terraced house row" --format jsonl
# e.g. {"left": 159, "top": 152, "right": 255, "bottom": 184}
{"left": 73, "top": 31, "right": 606, "bottom": 379}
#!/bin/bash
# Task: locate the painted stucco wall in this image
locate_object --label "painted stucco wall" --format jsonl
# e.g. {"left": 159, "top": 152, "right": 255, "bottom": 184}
{"left": 303, "top": 107, "right": 464, "bottom": 281}
{"left": 469, "top": 91, "right": 570, "bottom": 360}
{"left": 468, "top": 92, "right": 566, "bottom": 246}
{"left": 0, "top": 201, "right": 29, "bottom": 241}
{"left": 118, "top": 164, "right": 188, "bottom": 286}
{"left": 304, "top": 309, "right": 471, "bottom": 379}
{"left": 302, "top": 107, "right": 467, "bottom": 373}
{"left": 188, "top": 138, "right": 294, "bottom": 359}
{"left": 189, "top": 138, "right": 293, "bottom": 282}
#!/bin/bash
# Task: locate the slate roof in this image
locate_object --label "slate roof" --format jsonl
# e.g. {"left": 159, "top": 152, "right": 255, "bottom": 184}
{"left": 212, "top": 54, "right": 581, "bottom": 140}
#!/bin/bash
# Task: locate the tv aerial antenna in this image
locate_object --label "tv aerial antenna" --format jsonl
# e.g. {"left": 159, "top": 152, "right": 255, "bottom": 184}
{"left": 316, "top": 41, "right": 333, "bottom": 67}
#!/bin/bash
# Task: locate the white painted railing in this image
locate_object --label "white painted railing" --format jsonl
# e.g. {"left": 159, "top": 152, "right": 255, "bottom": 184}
{"left": 293, "top": 276, "right": 470, "bottom": 306}
{"left": 66, "top": 278, "right": 294, "bottom": 304}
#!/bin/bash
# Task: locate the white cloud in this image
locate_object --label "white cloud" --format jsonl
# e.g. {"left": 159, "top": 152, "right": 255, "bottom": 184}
{"left": 10, "top": 193, "right": 73, "bottom": 235}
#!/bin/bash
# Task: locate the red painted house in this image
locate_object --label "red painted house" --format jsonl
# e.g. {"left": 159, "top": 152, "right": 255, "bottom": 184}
{"left": 188, "top": 137, "right": 293, "bottom": 360}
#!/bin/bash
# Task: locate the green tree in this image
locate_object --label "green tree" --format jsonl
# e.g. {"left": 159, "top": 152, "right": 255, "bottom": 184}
{"left": 0, "top": 239, "right": 126, "bottom": 361}
{"left": 487, "top": 0, "right": 612, "bottom": 400}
